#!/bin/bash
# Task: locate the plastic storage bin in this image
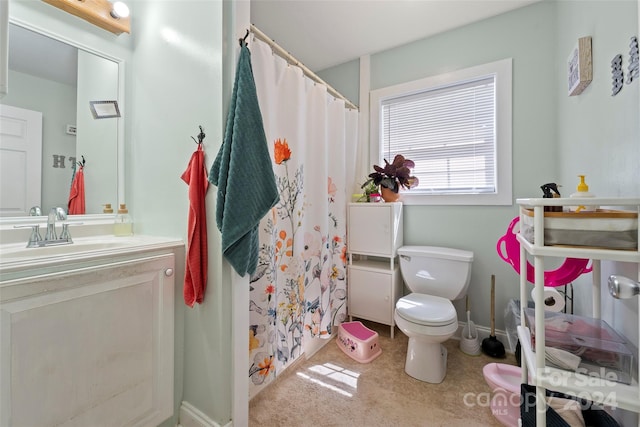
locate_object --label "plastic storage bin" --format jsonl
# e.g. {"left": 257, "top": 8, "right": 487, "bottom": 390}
{"left": 524, "top": 308, "right": 635, "bottom": 384}
{"left": 336, "top": 321, "right": 381, "bottom": 363}
{"left": 520, "top": 208, "right": 638, "bottom": 250}
{"left": 504, "top": 299, "right": 535, "bottom": 354}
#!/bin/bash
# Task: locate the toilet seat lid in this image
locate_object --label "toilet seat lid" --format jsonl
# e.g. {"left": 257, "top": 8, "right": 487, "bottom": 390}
{"left": 396, "top": 294, "right": 457, "bottom": 326}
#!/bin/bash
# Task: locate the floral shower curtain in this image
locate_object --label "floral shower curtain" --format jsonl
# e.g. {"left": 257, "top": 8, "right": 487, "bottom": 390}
{"left": 247, "top": 36, "right": 358, "bottom": 397}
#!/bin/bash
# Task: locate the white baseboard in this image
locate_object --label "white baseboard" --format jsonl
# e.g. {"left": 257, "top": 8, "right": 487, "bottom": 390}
{"left": 179, "top": 402, "right": 232, "bottom": 427}
{"left": 454, "top": 322, "right": 513, "bottom": 353}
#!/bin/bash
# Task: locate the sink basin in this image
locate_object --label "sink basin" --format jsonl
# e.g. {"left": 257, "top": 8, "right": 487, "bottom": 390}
{"left": 0, "top": 237, "right": 136, "bottom": 262}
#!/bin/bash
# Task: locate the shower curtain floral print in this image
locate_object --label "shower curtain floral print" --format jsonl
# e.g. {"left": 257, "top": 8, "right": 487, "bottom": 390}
{"left": 248, "top": 138, "right": 348, "bottom": 391}
{"left": 248, "top": 36, "right": 357, "bottom": 397}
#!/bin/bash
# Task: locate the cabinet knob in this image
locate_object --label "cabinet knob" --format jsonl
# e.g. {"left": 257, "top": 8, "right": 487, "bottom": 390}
{"left": 165, "top": 268, "right": 174, "bottom": 277}
{"left": 384, "top": 296, "right": 389, "bottom": 301}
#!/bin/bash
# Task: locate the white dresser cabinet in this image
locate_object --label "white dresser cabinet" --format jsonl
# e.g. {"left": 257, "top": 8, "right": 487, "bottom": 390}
{"left": 347, "top": 202, "right": 403, "bottom": 338}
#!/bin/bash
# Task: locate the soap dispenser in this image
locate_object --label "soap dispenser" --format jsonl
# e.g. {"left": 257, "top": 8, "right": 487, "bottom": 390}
{"left": 114, "top": 203, "right": 133, "bottom": 236}
{"left": 569, "top": 175, "right": 597, "bottom": 212}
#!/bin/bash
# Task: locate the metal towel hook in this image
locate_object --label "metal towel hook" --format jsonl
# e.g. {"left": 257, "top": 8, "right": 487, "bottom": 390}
{"left": 239, "top": 29, "right": 249, "bottom": 47}
{"left": 191, "top": 125, "right": 205, "bottom": 145}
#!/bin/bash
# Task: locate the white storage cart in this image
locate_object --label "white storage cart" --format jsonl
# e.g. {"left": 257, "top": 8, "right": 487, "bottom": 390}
{"left": 515, "top": 197, "right": 640, "bottom": 427}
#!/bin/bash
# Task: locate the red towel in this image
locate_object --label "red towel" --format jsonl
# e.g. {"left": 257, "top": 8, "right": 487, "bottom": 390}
{"left": 181, "top": 144, "right": 209, "bottom": 307}
{"left": 68, "top": 166, "right": 85, "bottom": 215}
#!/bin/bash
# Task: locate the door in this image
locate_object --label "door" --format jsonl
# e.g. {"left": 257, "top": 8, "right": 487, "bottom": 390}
{"left": 0, "top": 104, "right": 42, "bottom": 216}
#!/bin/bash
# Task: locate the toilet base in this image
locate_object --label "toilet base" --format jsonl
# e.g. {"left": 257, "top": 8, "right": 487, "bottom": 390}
{"left": 404, "top": 339, "right": 447, "bottom": 383}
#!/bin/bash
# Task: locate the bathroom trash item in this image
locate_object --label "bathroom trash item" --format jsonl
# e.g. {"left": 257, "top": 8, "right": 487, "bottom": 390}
{"left": 482, "top": 275, "right": 506, "bottom": 358}
{"left": 336, "top": 321, "right": 381, "bottom": 363}
{"left": 460, "top": 295, "right": 481, "bottom": 356}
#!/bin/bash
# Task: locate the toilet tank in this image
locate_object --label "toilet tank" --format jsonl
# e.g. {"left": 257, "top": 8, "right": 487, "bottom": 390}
{"left": 398, "top": 246, "right": 474, "bottom": 300}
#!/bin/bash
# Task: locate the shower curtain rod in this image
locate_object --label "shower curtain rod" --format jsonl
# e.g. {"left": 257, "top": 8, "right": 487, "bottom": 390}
{"left": 249, "top": 24, "right": 358, "bottom": 110}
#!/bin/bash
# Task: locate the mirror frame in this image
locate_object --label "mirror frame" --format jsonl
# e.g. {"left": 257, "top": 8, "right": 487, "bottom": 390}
{"left": 2, "top": 17, "right": 125, "bottom": 225}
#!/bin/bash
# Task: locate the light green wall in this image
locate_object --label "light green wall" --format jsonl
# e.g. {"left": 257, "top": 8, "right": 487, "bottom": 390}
{"left": 321, "top": 1, "right": 559, "bottom": 331}
{"left": 128, "top": 1, "right": 229, "bottom": 425}
{"left": 319, "top": 0, "right": 638, "bottom": 340}
{"left": 317, "top": 58, "right": 360, "bottom": 105}
{"left": 2, "top": 69, "right": 76, "bottom": 212}
{"left": 554, "top": 8, "right": 638, "bottom": 420}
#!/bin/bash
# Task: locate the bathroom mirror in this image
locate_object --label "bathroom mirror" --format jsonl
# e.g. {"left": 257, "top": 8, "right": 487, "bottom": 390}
{"left": 0, "top": 22, "right": 121, "bottom": 218}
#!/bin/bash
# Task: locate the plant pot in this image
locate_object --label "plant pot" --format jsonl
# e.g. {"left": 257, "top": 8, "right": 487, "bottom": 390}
{"left": 380, "top": 187, "right": 400, "bottom": 202}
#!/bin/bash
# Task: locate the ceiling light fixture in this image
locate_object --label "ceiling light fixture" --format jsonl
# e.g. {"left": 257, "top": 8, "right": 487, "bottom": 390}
{"left": 41, "top": 0, "right": 131, "bottom": 35}
{"left": 110, "top": 1, "right": 130, "bottom": 19}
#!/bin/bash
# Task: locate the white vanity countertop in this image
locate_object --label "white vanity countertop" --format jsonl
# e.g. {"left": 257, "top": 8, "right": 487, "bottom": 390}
{"left": 0, "top": 234, "right": 185, "bottom": 282}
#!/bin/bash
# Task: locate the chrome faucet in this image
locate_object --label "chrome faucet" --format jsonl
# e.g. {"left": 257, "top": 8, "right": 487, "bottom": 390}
{"left": 45, "top": 207, "right": 67, "bottom": 241}
{"left": 15, "top": 207, "right": 79, "bottom": 248}
{"left": 16, "top": 207, "right": 74, "bottom": 248}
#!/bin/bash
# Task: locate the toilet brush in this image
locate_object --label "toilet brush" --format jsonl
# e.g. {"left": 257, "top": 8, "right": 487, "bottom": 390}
{"left": 482, "top": 275, "right": 506, "bottom": 358}
{"left": 460, "top": 295, "right": 481, "bottom": 356}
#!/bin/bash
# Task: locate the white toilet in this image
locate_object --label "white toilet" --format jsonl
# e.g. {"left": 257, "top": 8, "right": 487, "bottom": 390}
{"left": 394, "top": 245, "right": 474, "bottom": 383}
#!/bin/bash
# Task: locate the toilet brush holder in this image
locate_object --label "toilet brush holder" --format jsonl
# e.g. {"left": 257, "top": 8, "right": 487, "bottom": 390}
{"left": 460, "top": 333, "right": 481, "bottom": 356}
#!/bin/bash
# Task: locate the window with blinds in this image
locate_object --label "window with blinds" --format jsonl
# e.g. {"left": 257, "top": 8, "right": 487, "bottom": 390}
{"left": 381, "top": 77, "right": 495, "bottom": 194}
{"left": 370, "top": 58, "right": 512, "bottom": 205}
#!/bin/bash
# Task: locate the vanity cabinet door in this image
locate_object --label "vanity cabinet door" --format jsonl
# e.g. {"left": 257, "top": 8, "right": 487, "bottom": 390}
{"left": 0, "top": 254, "right": 175, "bottom": 427}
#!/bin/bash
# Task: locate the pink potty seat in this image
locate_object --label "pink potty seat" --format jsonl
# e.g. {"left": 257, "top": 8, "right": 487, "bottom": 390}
{"left": 482, "top": 363, "right": 523, "bottom": 427}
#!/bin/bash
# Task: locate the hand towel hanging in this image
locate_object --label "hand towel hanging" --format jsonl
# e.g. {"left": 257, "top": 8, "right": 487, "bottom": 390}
{"left": 68, "top": 164, "right": 85, "bottom": 215}
{"left": 209, "top": 43, "right": 279, "bottom": 277}
{"left": 182, "top": 143, "right": 209, "bottom": 306}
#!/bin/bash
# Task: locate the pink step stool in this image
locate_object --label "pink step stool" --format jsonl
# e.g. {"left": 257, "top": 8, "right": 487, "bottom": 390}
{"left": 336, "top": 321, "right": 382, "bottom": 363}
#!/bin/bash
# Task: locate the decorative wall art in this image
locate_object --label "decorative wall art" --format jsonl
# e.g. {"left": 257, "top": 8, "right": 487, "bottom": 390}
{"left": 568, "top": 36, "right": 592, "bottom": 96}
{"left": 627, "top": 36, "right": 639, "bottom": 84}
{"left": 611, "top": 35, "right": 639, "bottom": 96}
{"left": 51, "top": 155, "right": 78, "bottom": 169}
{"left": 612, "top": 54, "right": 624, "bottom": 96}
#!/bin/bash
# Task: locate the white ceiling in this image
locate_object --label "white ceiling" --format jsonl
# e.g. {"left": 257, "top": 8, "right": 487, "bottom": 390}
{"left": 9, "top": 1, "right": 541, "bottom": 87}
{"left": 250, "top": 0, "right": 541, "bottom": 71}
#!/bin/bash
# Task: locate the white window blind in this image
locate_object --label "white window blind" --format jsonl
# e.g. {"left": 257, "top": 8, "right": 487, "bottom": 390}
{"left": 381, "top": 76, "right": 496, "bottom": 195}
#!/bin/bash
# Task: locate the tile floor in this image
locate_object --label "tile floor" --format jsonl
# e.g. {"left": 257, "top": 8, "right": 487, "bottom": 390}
{"left": 249, "top": 320, "right": 517, "bottom": 426}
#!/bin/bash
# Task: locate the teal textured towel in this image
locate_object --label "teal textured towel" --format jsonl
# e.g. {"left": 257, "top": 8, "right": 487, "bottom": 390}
{"left": 210, "top": 44, "right": 279, "bottom": 277}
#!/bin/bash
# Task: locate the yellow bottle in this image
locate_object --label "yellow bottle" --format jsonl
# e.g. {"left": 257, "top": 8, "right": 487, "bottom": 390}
{"left": 569, "top": 175, "right": 597, "bottom": 212}
{"left": 114, "top": 203, "right": 133, "bottom": 236}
